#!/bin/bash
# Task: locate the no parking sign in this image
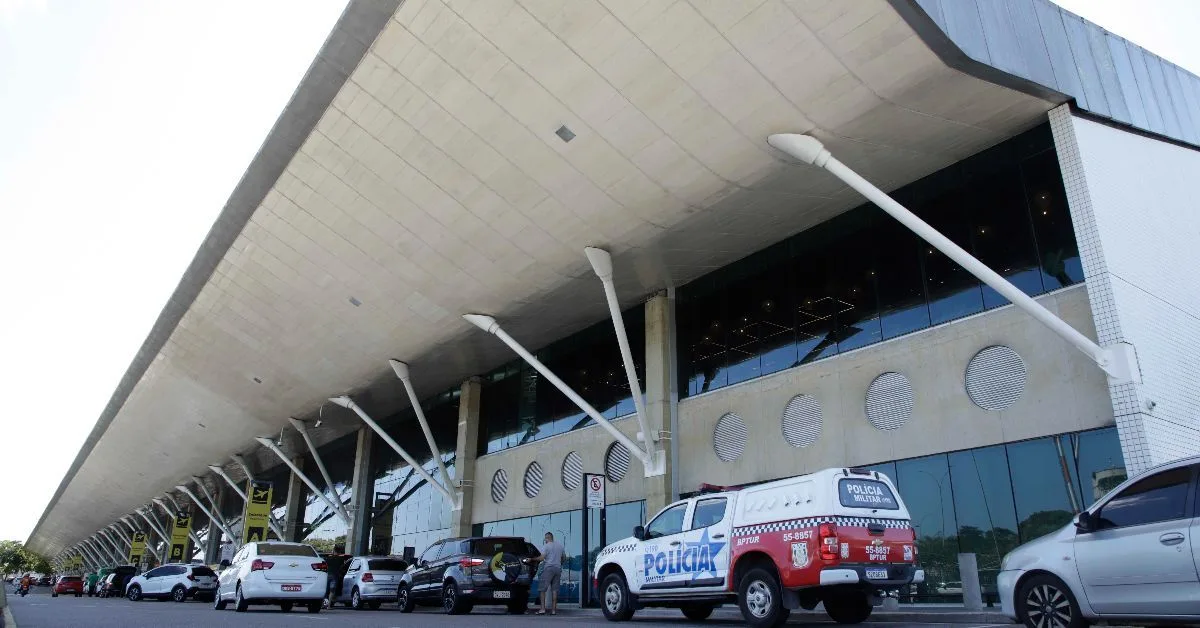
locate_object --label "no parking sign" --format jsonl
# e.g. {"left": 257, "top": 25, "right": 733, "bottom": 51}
{"left": 585, "top": 473, "right": 605, "bottom": 509}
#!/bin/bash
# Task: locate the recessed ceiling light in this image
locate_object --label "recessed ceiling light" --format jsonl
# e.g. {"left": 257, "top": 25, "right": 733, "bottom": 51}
{"left": 252, "top": 377, "right": 263, "bottom": 384}
{"left": 555, "top": 125, "right": 575, "bottom": 143}
{"left": 349, "top": 296, "right": 362, "bottom": 307}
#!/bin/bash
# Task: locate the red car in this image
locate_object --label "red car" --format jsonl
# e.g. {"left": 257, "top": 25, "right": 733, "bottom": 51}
{"left": 53, "top": 575, "right": 84, "bottom": 598}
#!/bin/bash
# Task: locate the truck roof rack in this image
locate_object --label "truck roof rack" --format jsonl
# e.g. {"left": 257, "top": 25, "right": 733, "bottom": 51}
{"left": 697, "top": 483, "right": 740, "bottom": 494}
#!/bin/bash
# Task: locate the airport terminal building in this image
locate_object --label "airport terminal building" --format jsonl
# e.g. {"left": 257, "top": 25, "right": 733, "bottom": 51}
{"left": 29, "top": 0, "right": 1200, "bottom": 604}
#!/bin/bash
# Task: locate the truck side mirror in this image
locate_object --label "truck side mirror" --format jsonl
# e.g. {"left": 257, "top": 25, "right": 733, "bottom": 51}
{"left": 633, "top": 526, "right": 646, "bottom": 541}
{"left": 1074, "top": 511, "right": 1095, "bottom": 533}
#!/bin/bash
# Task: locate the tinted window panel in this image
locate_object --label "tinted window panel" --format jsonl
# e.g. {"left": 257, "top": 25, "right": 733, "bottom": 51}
{"left": 1097, "top": 467, "right": 1191, "bottom": 529}
{"left": 646, "top": 504, "right": 688, "bottom": 539}
{"left": 191, "top": 566, "right": 215, "bottom": 577}
{"left": 1022, "top": 150, "right": 1083, "bottom": 289}
{"left": 256, "top": 543, "right": 319, "bottom": 557}
{"left": 838, "top": 479, "right": 899, "bottom": 510}
{"left": 691, "top": 498, "right": 728, "bottom": 529}
{"left": 470, "top": 538, "right": 529, "bottom": 556}
{"left": 367, "top": 559, "right": 407, "bottom": 571}
{"left": 1007, "top": 438, "right": 1077, "bottom": 542}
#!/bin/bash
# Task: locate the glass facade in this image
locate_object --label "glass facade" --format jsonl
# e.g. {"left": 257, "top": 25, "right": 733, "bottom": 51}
{"left": 862, "top": 427, "right": 1125, "bottom": 599}
{"left": 367, "top": 388, "right": 459, "bottom": 558}
{"left": 479, "top": 309, "right": 645, "bottom": 455}
{"left": 677, "top": 123, "right": 1082, "bottom": 397}
{"left": 474, "top": 500, "right": 646, "bottom": 605}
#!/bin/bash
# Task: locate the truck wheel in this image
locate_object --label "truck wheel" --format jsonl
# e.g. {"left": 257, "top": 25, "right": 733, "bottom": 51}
{"left": 738, "top": 568, "right": 790, "bottom": 628}
{"left": 600, "top": 573, "right": 635, "bottom": 622}
{"left": 824, "top": 590, "right": 872, "bottom": 624}
{"left": 681, "top": 603, "right": 715, "bottom": 620}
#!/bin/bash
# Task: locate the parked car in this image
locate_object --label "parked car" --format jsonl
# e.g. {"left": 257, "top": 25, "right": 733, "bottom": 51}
{"left": 52, "top": 575, "right": 84, "bottom": 597}
{"left": 213, "top": 541, "right": 328, "bottom": 613}
{"left": 334, "top": 556, "right": 408, "bottom": 610}
{"left": 126, "top": 563, "right": 218, "bottom": 602}
{"left": 36, "top": 576, "right": 51, "bottom": 586}
{"left": 594, "top": 468, "right": 923, "bottom": 627}
{"left": 398, "top": 536, "right": 538, "bottom": 615}
{"left": 936, "top": 581, "right": 963, "bottom": 595}
{"left": 998, "top": 455, "right": 1200, "bottom": 628}
{"left": 97, "top": 566, "right": 137, "bottom": 598}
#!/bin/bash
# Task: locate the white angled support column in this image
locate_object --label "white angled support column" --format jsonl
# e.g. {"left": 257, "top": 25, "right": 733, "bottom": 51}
{"left": 137, "top": 509, "right": 171, "bottom": 553}
{"left": 462, "top": 314, "right": 662, "bottom": 474}
{"left": 328, "top": 395, "right": 458, "bottom": 504}
{"left": 177, "top": 485, "right": 237, "bottom": 548}
{"left": 99, "top": 529, "right": 126, "bottom": 563}
{"left": 585, "top": 247, "right": 656, "bottom": 453}
{"left": 255, "top": 436, "right": 352, "bottom": 527}
{"left": 766, "top": 133, "right": 1141, "bottom": 384}
{"left": 287, "top": 418, "right": 352, "bottom": 525}
{"left": 389, "top": 360, "right": 456, "bottom": 492}
{"left": 210, "top": 464, "right": 286, "bottom": 540}
{"left": 91, "top": 536, "right": 120, "bottom": 566}
{"left": 153, "top": 497, "right": 204, "bottom": 549}
{"left": 79, "top": 541, "right": 103, "bottom": 568}
{"left": 229, "top": 456, "right": 288, "bottom": 539}
{"left": 84, "top": 538, "right": 116, "bottom": 566}
{"left": 121, "top": 516, "right": 160, "bottom": 562}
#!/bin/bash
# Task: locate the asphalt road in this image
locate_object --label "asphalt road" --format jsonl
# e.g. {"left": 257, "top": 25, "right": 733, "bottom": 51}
{"left": 5, "top": 588, "right": 1015, "bottom": 628}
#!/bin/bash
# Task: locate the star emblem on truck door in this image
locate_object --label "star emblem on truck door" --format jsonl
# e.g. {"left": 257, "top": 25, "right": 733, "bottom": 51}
{"left": 684, "top": 529, "right": 727, "bottom": 581}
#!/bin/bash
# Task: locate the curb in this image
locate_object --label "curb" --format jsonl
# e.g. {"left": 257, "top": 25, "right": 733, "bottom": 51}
{"left": 2, "top": 603, "right": 14, "bottom": 628}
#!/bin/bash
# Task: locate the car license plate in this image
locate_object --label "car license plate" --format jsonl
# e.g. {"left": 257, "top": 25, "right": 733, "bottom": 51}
{"left": 493, "top": 590, "right": 511, "bottom": 599}
{"left": 865, "top": 568, "right": 888, "bottom": 580}
{"left": 281, "top": 584, "right": 301, "bottom": 592}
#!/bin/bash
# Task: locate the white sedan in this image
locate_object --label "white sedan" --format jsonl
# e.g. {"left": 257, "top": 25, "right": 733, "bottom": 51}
{"left": 214, "top": 541, "right": 328, "bottom": 613}
{"left": 997, "top": 455, "right": 1199, "bottom": 628}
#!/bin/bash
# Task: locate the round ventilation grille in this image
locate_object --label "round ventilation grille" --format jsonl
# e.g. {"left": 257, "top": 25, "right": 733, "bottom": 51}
{"left": 865, "top": 372, "right": 913, "bottom": 430}
{"left": 561, "top": 451, "right": 583, "bottom": 491}
{"left": 782, "top": 394, "right": 822, "bottom": 447}
{"left": 490, "top": 469, "right": 508, "bottom": 503}
{"left": 523, "top": 461, "right": 544, "bottom": 498}
{"left": 713, "top": 413, "right": 748, "bottom": 462}
{"left": 965, "top": 345, "right": 1027, "bottom": 410}
{"left": 605, "top": 442, "right": 631, "bottom": 483}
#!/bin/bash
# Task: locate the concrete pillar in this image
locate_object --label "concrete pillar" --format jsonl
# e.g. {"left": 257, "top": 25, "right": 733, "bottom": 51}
{"left": 204, "top": 485, "right": 224, "bottom": 564}
{"left": 643, "top": 291, "right": 676, "bottom": 516}
{"left": 283, "top": 457, "right": 306, "bottom": 542}
{"left": 345, "top": 427, "right": 375, "bottom": 555}
{"left": 450, "top": 376, "right": 482, "bottom": 537}
{"left": 958, "top": 553, "right": 984, "bottom": 610}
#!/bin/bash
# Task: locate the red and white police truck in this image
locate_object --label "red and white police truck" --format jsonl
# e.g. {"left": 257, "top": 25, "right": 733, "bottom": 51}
{"left": 593, "top": 467, "right": 923, "bottom": 626}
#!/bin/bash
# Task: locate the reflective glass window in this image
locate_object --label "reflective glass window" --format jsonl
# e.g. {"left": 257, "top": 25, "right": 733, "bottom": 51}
{"left": 1096, "top": 467, "right": 1191, "bottom": 529}
{"left": 874, "top": 195, "right": 931, "bottom": 340}
{"left": 948, "top": 447, "right": 1020, "bottom": 590}
{"left": 1006, "top": 438, "right": 1077, "bottom": 542}
{"left": 912, "top": 166, "right": 985, "bottom": 325}
{"left": 1023, "top": 150, "right": 1083, "bottom": 289}
{"left": 646, "top": 503, "right": 688, "bottom": 539}
{"left": 690, "top": 498, "right": 728, "bottom": 529}
{"left": 1072, "top": 428, "right": 1127, "bottom": 507}
{"left": 895, "top": 455, "right": 959, "bottom": 590}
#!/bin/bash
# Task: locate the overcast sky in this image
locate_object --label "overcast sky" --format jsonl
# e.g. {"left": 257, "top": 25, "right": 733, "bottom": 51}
{"left": 0, "top": 0, "right": 1197, "bottom": 547}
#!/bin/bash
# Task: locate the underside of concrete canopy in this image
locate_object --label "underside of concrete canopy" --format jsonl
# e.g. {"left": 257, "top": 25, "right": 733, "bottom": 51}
{"left": 28, "top": 0, "right": 1067, "bottom": 555}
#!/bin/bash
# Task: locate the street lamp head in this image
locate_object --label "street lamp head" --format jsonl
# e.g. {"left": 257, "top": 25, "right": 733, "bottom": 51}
{"left": 388, "top": 359, "right": 410, "bottom": 381}
{"left": 584, "top": 246, "right": 613, "bottom": 280}
{"left": 462, "top": 314, "right": 498, "bottom": 334}
{"left": 328, "top": 396, "right": 353, "bottom": 409}
{"left": 767, "top": 133, "right": 830, "bottom": 167}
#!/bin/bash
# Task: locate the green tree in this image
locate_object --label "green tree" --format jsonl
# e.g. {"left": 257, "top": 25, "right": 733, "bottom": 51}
{"left": 0, "top": 540, "right": 52, "bottom": 576}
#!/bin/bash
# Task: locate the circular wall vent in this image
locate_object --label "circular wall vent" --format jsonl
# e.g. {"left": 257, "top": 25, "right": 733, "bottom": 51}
{"left": 605, "top": 442, "right": 631, "bottom": 483}
{"left": 490, "top": 469, "right": 508, "bottom": 503}
{"left": 965, "top": 345, "right": 1027, "bottom": 410}
{"left": 523, "top": 461, "right": 544, "bottom": 498}
{"left": 713, "top": 412, "right": 748, "bottom": 462}
{"left": 782, "top": 394, "right": 822, "bottom": 447}
{"left": 561, "top": 451, "right": 583, "bottom": 491}
{"left": 865, "top": 372, "right": 913, "bottom": 430}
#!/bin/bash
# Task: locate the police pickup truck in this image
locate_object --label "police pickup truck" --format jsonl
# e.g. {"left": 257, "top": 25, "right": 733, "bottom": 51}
{"left": 593, "top": 468, "right": 923, "bottom": 627}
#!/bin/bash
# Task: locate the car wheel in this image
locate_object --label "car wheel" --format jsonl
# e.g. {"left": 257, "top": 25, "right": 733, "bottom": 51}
{"left": 75, "top": 593, "right": 82, "bottom": 598}
{"left": 234, "top": 584, "right": 249, "bottom": 613}
{"left": 280, "top": 601, "right": 293, "bottom": 612}
{"left": 600, "top": 572, "right": 635, "bottom": 622}
{"left": 307, "top": 601, "right": 322, "bottom": 613}
{"left": 738, "top": 567, "right": 790, "bottom": 628}
{"left": 681, "top": 603, "right": 715, "bottom": 620}
{"left": 443, "top": 580, "right": 469, "bottom": 615}
{"left": 1018, "top": 574, "right": 1085, "bottom": 628}
{"left": 213, "top": 591, "right": 228, "bottom": 611}
{"left": 397, "top": 584, "right": 415, "bottom": 613}
{"left": 172, "top": 585, "right": 188, "bottom": 603}
{"left": 824, "top": 590, "right": 872, "bottom": 624}
{"left": 52, "top": 591, "right": 58, "bottom": 598}
{"left": 351, "top": 587, "right": 364, "bottom": 610}
{"left": 126, "top": 585, "right": 142, "bottom": 602}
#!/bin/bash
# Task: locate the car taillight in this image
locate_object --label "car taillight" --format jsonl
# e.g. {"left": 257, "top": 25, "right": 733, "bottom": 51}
{"left": 187, "top": 575, "right": 196, "bottom": 582}
{"left": 361, "top": 572, "right": 373, "bottom": 582}
{"left": 819, "top": 522, "right": 839, "bottom": 562}
{"left": 311, "top": 562, "right": 327, "bottom": 572}
{"left": 250, "top": 559, "right": 274, "bottom": 572}
{"left": 460, "top": 557, "right": 485, "bottom": 570}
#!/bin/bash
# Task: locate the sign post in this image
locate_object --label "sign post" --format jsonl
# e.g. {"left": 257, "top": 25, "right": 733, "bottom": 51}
{"left": 580, "top": 473, "right": 606, "bottom": 608}
{"left": 242, "top": 479, "right": 274, "bottom": 544}
{"left": 169, "top": 513, "right": 192, "bottom": 563}
{"left": 128, "top": 532, "right": 147, "bottom": 566}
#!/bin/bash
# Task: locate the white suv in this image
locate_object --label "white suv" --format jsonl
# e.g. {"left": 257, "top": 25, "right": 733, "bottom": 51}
{"left": 213, "top": 541, "right": 328, "bottom": 614}
{"left": 998, "top": 456, "right": 1199, "bottom": 628}
{"left": 126, "top": 564, "right": 218, "bottom": 602}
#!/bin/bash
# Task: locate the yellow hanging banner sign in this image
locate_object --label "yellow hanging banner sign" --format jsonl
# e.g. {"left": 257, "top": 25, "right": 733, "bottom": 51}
{"left": 128, "top": 531, "right": 147, "bottom": 564}
{"left": 169, "top": 513, "right": 192, "bottom": 562}
{"left": 242, "top": 480, "right": 274, "bottom": 544}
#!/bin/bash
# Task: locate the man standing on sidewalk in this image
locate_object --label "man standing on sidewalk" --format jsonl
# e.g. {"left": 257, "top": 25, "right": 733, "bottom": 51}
{"left": 532, "top": 532, "right": 564, "bottom": 616}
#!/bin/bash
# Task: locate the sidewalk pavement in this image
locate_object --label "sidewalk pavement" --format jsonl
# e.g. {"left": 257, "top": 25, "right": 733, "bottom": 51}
{"left": 545, "top": 604, "right": 1009, "bottom": 624}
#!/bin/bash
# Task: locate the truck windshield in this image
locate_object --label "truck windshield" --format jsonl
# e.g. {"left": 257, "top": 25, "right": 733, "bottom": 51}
{"left": 838, "top": 478, "right": 899, "bottom": 510}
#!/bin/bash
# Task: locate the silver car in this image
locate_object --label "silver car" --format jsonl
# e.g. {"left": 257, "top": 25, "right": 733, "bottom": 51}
{"left": 997, "top": 455, "right": 1199, "bottom": 628}
{"left": 336, "top": 556, "right": 408, "bottom": 610}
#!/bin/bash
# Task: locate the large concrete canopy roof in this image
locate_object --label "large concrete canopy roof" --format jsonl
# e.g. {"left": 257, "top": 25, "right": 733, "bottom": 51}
{"left": 29, "top": 0, "right": 1062, "bottom": 555}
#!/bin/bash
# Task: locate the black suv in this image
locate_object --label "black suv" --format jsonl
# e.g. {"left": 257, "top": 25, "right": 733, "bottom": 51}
{"left": 398, "top": 537, "right": 538, "bottom": 615}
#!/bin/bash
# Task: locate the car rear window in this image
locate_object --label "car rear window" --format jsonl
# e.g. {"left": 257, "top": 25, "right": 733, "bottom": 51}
{"left": 257, "top": 543, "right": 319, "bottom": 557}
{"left": 838, "top": 478, "right": 899, "bottom": 510}
{"left": 190, "top": 567, "right": 216, "bottom": 577}
{"left": 469, "top": 538, "right": 528, "bottom": 556}
{"left": 367, "top": 559, "right": 407, "bottom": 571}
{"left": 62, "top": 576, "right": 81, "bottom": 582}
